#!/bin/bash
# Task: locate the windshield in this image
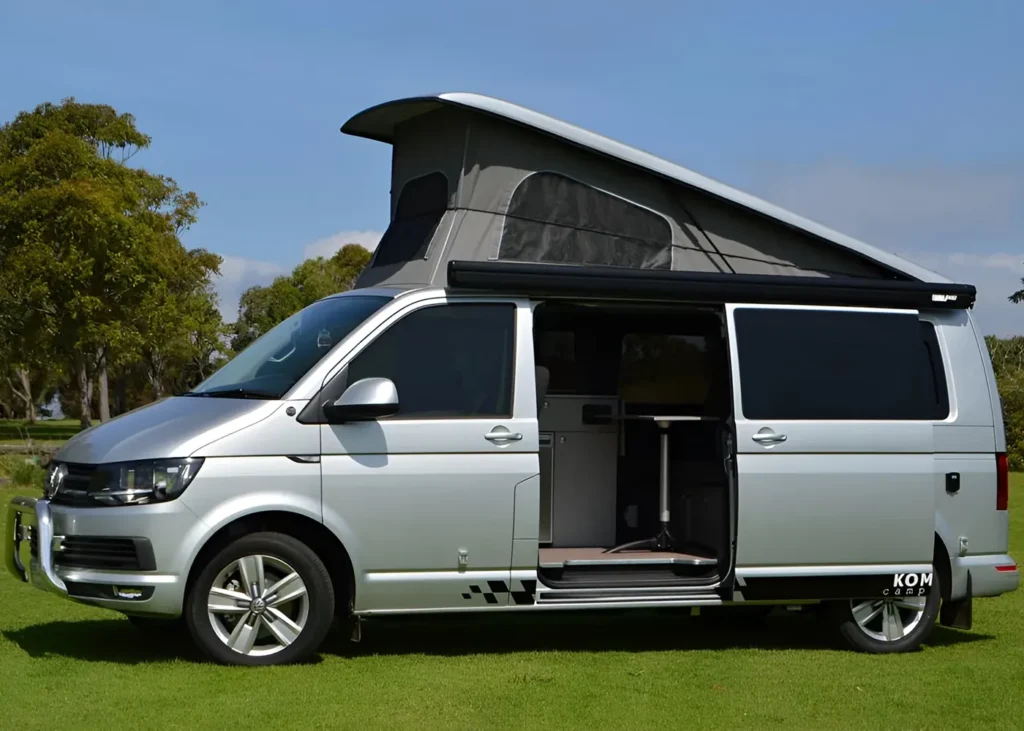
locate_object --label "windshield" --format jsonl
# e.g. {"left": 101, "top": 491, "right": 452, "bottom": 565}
{"left": 188, "top": 294, "right": 391, "bottom": 399}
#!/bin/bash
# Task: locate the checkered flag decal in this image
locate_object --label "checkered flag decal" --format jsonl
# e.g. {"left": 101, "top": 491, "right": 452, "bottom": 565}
{"left": 462, "top": 579, "right": 536, "bottom": 605}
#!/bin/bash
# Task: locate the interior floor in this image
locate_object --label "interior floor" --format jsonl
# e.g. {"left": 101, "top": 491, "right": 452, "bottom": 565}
{"left": 533, "top": 301, "right": 734, "bottom": 590}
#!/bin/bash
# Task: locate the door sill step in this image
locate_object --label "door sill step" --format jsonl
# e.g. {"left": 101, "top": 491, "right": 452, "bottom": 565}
{"left": 537, "top": 590, "right": 721, "bottom": 605}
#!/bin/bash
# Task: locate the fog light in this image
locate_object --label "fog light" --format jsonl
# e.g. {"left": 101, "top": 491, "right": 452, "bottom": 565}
{"left": 113, "top": 586, "right": 145, "bottom": 600}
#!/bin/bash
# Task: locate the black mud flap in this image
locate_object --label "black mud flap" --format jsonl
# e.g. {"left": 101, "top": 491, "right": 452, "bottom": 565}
{"left": 939, "top": 571, "right": 972, "bottom": 630}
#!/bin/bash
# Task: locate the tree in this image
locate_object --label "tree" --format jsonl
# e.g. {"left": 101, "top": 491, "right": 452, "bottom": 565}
{"left": 231, "top": 243, "right": 371, "bottom": 351}
{"left": 0, "top": 98, "right": 219, "bottom": 427}
{"left": 1011, "top": 271, "right": 1024, "bottom": 304}
{"left": 986, "top": 335, "right": 1024, "bottom": 471}
{"left": 133, "top": 247, "right": 227, "bottom": 400}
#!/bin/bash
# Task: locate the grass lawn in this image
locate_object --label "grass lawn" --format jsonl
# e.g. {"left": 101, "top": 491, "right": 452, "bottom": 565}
{"left": 0, "top": 418, "right": 81, "bottom": 445}
{"left": 0, "top": 479, "right": 1021, "bottom": 730}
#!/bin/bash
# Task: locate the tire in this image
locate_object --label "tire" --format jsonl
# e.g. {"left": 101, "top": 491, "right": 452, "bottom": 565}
{"left": 827, "top": 569, "right": 941, "bottom": 654}
{"left": 185, "top": 531, "right": 335, "bottom": 666}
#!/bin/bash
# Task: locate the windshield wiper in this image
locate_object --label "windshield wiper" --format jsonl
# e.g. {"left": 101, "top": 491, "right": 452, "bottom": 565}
{"left": 183, "top": 388, "right": 279, "bottom": 400}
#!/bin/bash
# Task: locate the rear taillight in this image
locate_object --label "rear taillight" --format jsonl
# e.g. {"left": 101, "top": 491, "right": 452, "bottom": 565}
{"left": 996, "top": 453, "right": 1009, "bottom": 511}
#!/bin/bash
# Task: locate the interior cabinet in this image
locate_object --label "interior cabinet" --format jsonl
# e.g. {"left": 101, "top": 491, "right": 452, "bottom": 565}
{"left": 538, "top": 395, "right": 619, "bottom": 547}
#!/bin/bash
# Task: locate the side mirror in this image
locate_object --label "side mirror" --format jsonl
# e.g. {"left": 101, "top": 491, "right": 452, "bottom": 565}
{"left": 323, "top": 377, "right": 399, "bottom": 423}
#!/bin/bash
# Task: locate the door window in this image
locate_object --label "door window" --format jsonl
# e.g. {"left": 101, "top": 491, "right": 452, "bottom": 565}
{"left": 346, "top": 303, "right": 516, "bottom": 418}
{"left": 733, "top": 308, "right": 949, "bottom": 420}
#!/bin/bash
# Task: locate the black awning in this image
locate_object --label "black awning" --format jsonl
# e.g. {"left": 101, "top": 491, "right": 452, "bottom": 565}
{"left": 446, "top": 260, "right": 976, "bottom": 311}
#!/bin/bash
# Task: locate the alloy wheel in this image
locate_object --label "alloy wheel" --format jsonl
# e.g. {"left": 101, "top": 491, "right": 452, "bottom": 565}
{"left": 207, "top": 554, "right": 310, "bottom": 657}
{"left": 849, "top": 596, "right": 927, "bottom": 642}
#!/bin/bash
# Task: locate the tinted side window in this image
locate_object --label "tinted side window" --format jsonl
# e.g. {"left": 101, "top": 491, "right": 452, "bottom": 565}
{"left": 919, "top": 322, "right": 950, "bottom": 420}
{"left": 346, "top": 303, "right": 516, "bottom": 418}
{"left": 734, "top": 308, "right": 947, "bottom": 420}
{"left": 498, "top": 172, "right": 672, "bottom": 269}
{"left": 371, "top": 172, "right": 449, "bottom": 268}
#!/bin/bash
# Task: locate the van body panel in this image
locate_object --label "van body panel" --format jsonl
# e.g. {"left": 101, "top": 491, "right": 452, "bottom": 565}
{"left": 932, "top": 426, "right": 996, "bottom": 454}
{"left": 190, "top": 401, "right": 319, "bottom": 458}
{"left": 321, "top": 298, "right": 540, "bottom": 613}
{"left": 734, "top": 453, "right": 935, "bottom": 567}
{"left": 933, "top": 455, "right": 1006, "bottom": 557}
{"left": 727, "top": 304, "right": 936, "bottom": 572}
{"left": 56, "top": 397, "right": 275, "bottom": 463}
{"left": 966, "top": 310, "right": 1007, "bottom": 453}
{"left": 925, "top": 310, "right": 1006, "bottom": 592}
{"left": 7, "top": 278, "right": 1015, "bottom": 649}
{"left": 925, "top": 309, "right": 995, "bottom": 428}
{"left": 178, "top": 457, "right": 325, "bottom": 592}
{"left": 513, "top": 474, "right": 540, "bottom": 540}
{"left": 322, "top": 451, "right": 534, "bottom": 609}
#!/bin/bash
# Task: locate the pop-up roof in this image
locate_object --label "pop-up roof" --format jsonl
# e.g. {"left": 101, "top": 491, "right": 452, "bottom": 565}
{"left": 341, "top": 93, "right": 949, "bottom": 290}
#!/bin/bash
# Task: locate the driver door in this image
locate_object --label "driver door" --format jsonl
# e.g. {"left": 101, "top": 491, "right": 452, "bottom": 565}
{"left": 319, "top": 298, "right": 539, "bottom": 612}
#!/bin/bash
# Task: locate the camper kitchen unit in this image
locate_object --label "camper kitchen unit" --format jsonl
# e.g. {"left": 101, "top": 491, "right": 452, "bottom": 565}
{"left": 6, "top": 94, "right": 1018, "bottom": 666}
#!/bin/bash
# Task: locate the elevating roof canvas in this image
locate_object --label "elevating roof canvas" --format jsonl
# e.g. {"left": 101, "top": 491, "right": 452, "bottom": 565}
{"left": 340, "top": 94, "right": 948, "bottom": 290}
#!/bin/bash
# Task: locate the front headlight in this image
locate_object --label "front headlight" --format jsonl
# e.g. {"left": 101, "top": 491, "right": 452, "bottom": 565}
{"left": 45, "top": 461, "right": 67, "bottom": 499}
{"left": 60, "top": 458, "right": 204, "bottom": 506}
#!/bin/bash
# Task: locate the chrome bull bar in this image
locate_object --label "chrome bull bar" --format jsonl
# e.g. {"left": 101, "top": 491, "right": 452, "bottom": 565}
{"left": 5, "top": 497, "right": 67, "bottom": 596}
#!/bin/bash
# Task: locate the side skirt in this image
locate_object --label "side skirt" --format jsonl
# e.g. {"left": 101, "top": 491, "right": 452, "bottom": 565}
{"left": 734, "top": 565, "right": 937, "bottom": 602}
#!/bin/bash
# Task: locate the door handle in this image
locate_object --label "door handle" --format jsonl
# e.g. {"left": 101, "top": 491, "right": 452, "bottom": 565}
{"left": 751, "top": 431, "right": 787, "bottom": 445}
{"left": 485, "top": 429, "right": 523, "bottom": 442}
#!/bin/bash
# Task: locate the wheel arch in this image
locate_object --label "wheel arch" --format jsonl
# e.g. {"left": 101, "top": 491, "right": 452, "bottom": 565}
{"left": 184, "top": 511, "right": 355, "bottom": 617}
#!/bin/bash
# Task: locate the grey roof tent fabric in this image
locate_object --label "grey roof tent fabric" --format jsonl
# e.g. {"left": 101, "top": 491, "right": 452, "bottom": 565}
{"left": 340, "top": 93, "right": 948, "bottom": 290}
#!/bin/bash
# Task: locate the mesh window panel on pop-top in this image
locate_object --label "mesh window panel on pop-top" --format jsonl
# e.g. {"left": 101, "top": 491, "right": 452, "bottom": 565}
{"left": 372, "top": 172, "right": 449, "bottom": 268}
{"left": 498, "top": 172, "right": 672, "bottom": 269}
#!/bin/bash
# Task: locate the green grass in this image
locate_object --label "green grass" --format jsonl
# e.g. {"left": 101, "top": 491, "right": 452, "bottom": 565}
{"left": 0, "top": 480, "right": 1021, "bottom": 730}
{"left": 0, "top": 454, "right": 46, "bottom": 484}
{"left": 0, "top": 418, "right": 81, "bottom": 444}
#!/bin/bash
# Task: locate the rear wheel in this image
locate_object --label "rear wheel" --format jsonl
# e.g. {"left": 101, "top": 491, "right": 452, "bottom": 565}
{"left": 828, "top": 571, "right": 941, "bottom": 653}
{"left": 185, "top": 532, "right": 335, "bottom": 666}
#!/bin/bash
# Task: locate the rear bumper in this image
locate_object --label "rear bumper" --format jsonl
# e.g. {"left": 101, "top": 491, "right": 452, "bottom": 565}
{"left": 6, "top": 496, "right": 186, "bottom": 617}
{"left": 955, "top": 554, "right": 1019, "bottom": 598}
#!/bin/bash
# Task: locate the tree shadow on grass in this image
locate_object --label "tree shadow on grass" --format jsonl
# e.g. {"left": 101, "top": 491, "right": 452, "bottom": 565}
{"left": 4, "top": 610, "right": 994, "bottom": 664}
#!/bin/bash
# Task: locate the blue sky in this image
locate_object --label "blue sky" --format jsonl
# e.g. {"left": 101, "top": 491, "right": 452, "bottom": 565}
{"left": 3, "top": 0, "right": 1022, "bottom": 334}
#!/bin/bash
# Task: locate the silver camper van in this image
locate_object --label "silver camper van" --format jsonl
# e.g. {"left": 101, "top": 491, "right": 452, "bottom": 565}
{"left": 6, "top": 94, "right": 1018, "bottom": 666}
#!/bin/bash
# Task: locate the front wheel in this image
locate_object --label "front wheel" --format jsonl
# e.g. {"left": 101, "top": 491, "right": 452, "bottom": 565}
{"left": 827, "top": 571, "right": 941, "bottom": 653}
{"left": 185, "top": 532, "right": 336, "bottom": 666}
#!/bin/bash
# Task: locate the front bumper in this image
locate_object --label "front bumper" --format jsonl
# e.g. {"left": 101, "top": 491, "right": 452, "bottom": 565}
{"left": 6, "top": 496, "right": 188, "bottom": 617}
{"left": 6, "top": 497, "right": 67, "bottom": 596}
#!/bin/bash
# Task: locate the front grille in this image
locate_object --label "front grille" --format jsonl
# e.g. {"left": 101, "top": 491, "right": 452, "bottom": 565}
{"left": 50, "top": 463, "right": 100, "bottom": 506}
{"left": 56, "top": 536, "right": 156, "bottom": 571}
